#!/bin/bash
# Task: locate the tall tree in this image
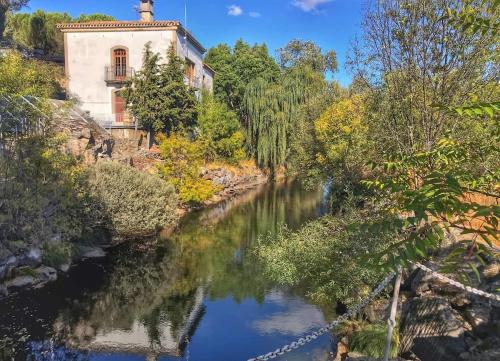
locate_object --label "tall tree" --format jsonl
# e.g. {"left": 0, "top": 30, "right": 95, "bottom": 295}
{"left": 4, "top": 11, "right": 114, "bottom": 55}
{"left": 124, "top": 43, "right": 197, "bottom": 133}
{"left": 244, "top": 69, "right": 319, "bottom": 172}
{"left": 277, "top": 39, "right": 338, "bottom": 74}
{"left": 350, "top": 0, "right": 498, "bottom": 155}
{"left": 0, "top": 0, "right": 28, "bottom": 40}
{"left": 204, "top": 40, "right": 280, "bottom": 117}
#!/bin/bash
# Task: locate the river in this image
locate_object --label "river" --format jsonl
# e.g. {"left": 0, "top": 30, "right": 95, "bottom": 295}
{"left": 0, "top": 181, "right": 336, "bottom": 361}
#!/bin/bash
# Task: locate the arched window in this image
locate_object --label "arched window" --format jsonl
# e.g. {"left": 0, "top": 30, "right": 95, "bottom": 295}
{"left": 113, "top": 48, "right": 127, "bottom": 79}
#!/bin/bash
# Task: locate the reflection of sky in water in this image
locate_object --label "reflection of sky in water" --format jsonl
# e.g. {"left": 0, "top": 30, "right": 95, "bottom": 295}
{"left": 252, "top": 290, "right": 327, "bottom": 336}
{"left": 8, "top": 182, "right": 334, "bottom": 361}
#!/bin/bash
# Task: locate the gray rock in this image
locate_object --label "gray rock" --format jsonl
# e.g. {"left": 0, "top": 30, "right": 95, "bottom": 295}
{"left": 400, "top": 296, "right": 468, "bottom": 361}
{"left": 467, "top": 349, "right": 500, "bottom": 361}
{"left": 79, "top": 246, "right": 106, "bottom": 259}
{"left": 0, "top": 284, "right": 8, "bottom": 297}
{"left": 7, "top": 276, "right": 35, "bottom": 289}
{"left": 18, "top": 248, "right": 42, "bottom": 267}
{"left": 35, "top": 266, "right": 57, "bottom": 282}
{"left": 59, "top": 264, "right": 70, "bottom": 272}
{"left": 464, "top": 303, "right": 491, "bottom": 328}
{"left": 0, "top": 255, "right": 18, "bottom": 281}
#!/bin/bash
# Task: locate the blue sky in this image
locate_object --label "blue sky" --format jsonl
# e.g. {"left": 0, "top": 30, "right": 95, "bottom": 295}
{"left": 24, "top": 0, "right": 366, "bottom": 85}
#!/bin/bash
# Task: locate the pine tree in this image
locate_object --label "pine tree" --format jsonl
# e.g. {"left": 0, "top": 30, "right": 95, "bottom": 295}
{"left": 124, "top": 43, "right": 197, "bottom": 133}
{"left": 157, "top": 45, "right": 197, "bottom": 133}
{"left": 123, "top": 42, "right": 163, "bottom": 132}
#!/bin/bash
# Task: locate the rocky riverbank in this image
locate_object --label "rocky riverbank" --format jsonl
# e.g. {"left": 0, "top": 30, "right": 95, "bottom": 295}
{"left": 334, "top": 257, "right": 500, "bottom": 361}
{"left": 0, "top": 162, "right": 268, "bottom": 299}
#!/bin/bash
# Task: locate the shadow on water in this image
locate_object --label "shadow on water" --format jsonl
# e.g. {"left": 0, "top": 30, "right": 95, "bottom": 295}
{"left": 0, "top": 180, "right": 334, "bottom": 361}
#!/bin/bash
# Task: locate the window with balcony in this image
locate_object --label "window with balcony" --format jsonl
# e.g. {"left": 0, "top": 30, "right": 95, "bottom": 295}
{"left": 105, "top": 47, "right": 134, "bottom": 83}
{"left": 114, "top": 48, "right": 127, "bottom": 80}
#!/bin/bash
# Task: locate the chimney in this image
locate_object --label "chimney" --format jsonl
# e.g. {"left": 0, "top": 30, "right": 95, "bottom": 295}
{"left": 139, "top": 0, "right": 154, "bottom": 22}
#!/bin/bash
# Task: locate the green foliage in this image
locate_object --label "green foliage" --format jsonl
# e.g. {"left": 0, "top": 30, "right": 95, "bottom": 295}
{"left": 244, "top": 69, "right": 319, "bottom": 171}
{"left": 443, "top": 0, "right": 499, "bottom": 37}
{"left": 0, "top": 50, "right": 62, "bottom": 98}
{"left": 349, "top": 322, "right": 399, "bottom": 359}
{"left": 0, "top": 133, "right": 88, "bottom": 249}
{"left": 73, "top": 14, "right": 115, "bottom": 22}
{"left": 362, "top": 136, "right": 499, "bottom": 276}
{"left": 42, "top": 241, "right": 72, "bottom": 268}
{"left": 86, "top": 161, "right": 179, "bottom": 238}
{"left": 158, "top": 134, "right": 219, "bottom": 205}
{"left": 0, "top": 0, "right": 29, "bottom": 40}
{"left": 197, "top": 91, "right": 245, "bottom": 162}
{"left": 255, "top": 213, "right": 392, "bottom": 305}
{"left": 124, "top": 44, "right": 197, "bottom": 133}
{"left": 3, "top": 10, "right": 115, "bottom": 55}
{"left": 277, "top": 39, "right": 338, "bottom": 74}
{"left": 204, "top": 40, "right": 280, "bottom": 117}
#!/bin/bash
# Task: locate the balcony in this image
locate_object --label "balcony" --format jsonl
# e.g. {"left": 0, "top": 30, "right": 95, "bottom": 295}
{"left": 105, "top": 66, "right": 135, "bottom": 84}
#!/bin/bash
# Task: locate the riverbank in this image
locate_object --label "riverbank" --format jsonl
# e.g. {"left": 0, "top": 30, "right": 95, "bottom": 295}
{"left": 0, "top": 157, "right": 269, "bottom": 299}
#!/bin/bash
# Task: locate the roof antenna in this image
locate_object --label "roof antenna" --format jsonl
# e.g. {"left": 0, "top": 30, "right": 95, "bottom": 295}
{"left": 184, "top": 0, "right": 188, "bottom": 58}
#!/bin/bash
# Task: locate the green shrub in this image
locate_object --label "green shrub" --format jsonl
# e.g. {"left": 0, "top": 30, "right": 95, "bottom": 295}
{"left": 350, "top": 322, "right": 399, "bottom": 359}
{"left": 255, "top": 213, "right": 394, "bottom": 305}
{"left": 42, "top": 242, "right": 73, "bottom": 268}
{"left": 158, "top": 133, "right": 220, "bottom": 205}
{"left": 197, "top": 91, "right": 246, "bottom": 162}
{"left": 86, "top": 161, "right": 179, "bottom": 238}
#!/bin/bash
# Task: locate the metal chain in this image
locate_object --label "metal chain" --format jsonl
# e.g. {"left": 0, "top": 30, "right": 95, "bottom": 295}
{"left": 247, "top": 272, "right": 396, "bottom": 361}
{"left": 413, "top": 262, "right": 500, "bottom": 302}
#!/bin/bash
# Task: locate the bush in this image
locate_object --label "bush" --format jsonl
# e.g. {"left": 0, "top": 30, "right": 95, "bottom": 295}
{"left": 255, "top": 212, "right": 394, "bottom": 306}
{"left": 42, "top": 242, "right": 73, "bottom": 268}
{"left": 350, "top": 322, "right": 399, "bottom": 359}
{"left": 197, "top": 92, "right": 246, "bottom": 162}
{"left": 158, "top": 133, "right": 220, "bottom": 205}
{"left": 86, "top": 161, "right": 179, "bottom": 238}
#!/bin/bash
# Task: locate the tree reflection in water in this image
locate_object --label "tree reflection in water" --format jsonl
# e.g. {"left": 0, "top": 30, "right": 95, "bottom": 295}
{"left": 2, "top": 181, "right": 328, "bottom": 361}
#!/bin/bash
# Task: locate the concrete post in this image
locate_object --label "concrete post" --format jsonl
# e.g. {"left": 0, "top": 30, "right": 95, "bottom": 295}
{"left": 383, "top": 269, "right": 403, "bottom": 361}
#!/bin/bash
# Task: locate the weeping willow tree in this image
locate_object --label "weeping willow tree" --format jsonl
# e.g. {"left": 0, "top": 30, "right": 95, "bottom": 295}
{"left": 244, "top": 69, "right": 321, "bottom": 173}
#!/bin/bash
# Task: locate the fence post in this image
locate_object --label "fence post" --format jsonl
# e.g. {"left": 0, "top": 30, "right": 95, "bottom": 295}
{"left": 383, "top": 268, "right": 403, "bottom": 361}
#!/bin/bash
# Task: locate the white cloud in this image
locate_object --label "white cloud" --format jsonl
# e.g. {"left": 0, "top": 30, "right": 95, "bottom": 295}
{"left": 249, "top": 11, "right": 262, "bottom": 18}
{"left": 227, "top": 5, "right": 243, "bottom": 16}
{"left": 292, "top": 0, "right": 332, "bottom": 13}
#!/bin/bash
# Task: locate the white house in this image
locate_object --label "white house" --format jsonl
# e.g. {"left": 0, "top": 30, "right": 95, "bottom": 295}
{"left": 57, "top": 0, "right": 214, "bottom": 129}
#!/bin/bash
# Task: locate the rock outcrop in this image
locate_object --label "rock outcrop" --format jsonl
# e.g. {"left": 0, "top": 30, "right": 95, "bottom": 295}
{"left": 399, "top": 262, "right": 500, "bottom": 361}
{"left": 51, "top": 100, "right": 113, "bottom": 164}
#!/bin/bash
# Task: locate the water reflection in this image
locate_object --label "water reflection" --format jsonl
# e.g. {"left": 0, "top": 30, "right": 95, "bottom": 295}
{"left": 0, "top": 181, "right": 332, "bottom": 361}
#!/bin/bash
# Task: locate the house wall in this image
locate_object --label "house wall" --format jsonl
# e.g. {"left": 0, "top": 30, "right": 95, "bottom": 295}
{"left": 176, "top": 31, "right": 205, "bottom": 88}
{"left": 65, "top": 28, "right": 210, "bottom": 127}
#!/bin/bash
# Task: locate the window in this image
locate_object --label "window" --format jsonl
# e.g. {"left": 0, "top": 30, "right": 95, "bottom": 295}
{"left": 185, "top": 59, "right": 195, "bottom": 84}
{"left": 113, "top": 48, "right": 127, "bottom": 79}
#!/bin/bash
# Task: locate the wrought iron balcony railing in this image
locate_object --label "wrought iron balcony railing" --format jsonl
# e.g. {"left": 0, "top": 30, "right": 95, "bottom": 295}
{"left": 105, "top": 66, "right": 135, "bottom": 83}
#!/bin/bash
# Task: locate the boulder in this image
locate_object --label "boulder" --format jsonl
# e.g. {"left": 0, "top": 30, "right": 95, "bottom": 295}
{"left": 7, "top": 275, "right": 36, "bottom": 289}
{"left": 467, "top": 349, "right": 500, "bottom": 361}
{"left": 0, "top": 284, "right": 8, "bottom": 297}
{"left": 399, "top": 296, "right": 468, "bottom": 361}
{"left": 464, "top": 303, "right": 491, "bottom": 329}
{"left": 0, "top": 255, "right": 17, "bottom": 281}
{"left": 18, "top": 248, "right": 42, "bottom": 267}
{"left": 35, "top": 266, "right": 58, "bottom": 283}
{"left": 78, "top": 246, "right": 106, "bottom": 259}
{"left": 59, "top": 264, "right": 70, "bottom": 272}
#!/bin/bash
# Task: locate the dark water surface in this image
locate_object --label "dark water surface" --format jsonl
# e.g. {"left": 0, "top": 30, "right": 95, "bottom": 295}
{"left": 0, "top": 181, "right": 335, "bottom": 361}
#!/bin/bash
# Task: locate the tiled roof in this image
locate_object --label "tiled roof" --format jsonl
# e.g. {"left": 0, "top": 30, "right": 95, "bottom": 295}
{"left": 57, "top": 21, "right": 206, "bottom": 53}
{"left": 56, "top": 20, "right": 180, "bottom": 30}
